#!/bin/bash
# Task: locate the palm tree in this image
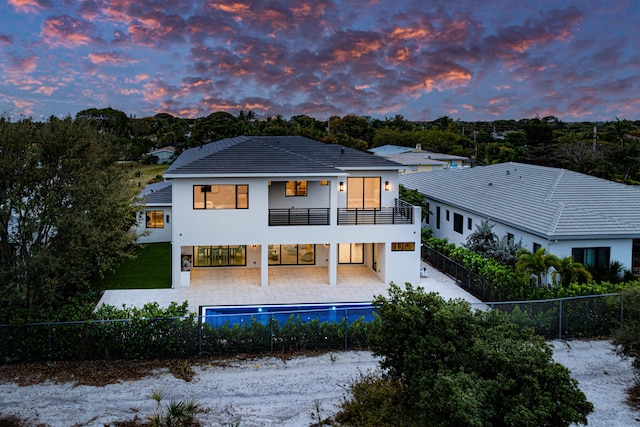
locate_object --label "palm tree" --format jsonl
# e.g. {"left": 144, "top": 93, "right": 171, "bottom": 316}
{"left": 516, "top": 248, "right": 560, "bottom": 287}
{"left": 552, "top": 256, "right": 592, "bottom": 287}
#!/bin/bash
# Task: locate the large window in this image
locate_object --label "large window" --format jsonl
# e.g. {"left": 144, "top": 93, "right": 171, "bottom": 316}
{"left": 268, "top": 244, "right": 315, "bottom": 265}
{"left": 194, "top": 245, "right": 246, "bottom": 267}
{"left": 347, "top": 177, "right": 381, "bottom": 210}
{"left": 145, "top": 210, "right": 164, "bottom": 228}
{"left": 572, "top": 247, "right": 610, "bottom": 268}
{"left": 436, "top": 206, "right": 441, "bottom": 229}
{"left": 338, "top": 243, "right": 364, "bottom": 264}
{"left": 453, "top": 213, "right": 463, "bottom": 234}
{"left": 193, "top": 185, "right": 248, "bottom": 209}
{"left": 286, "top": 181, "right": 307, "bottom": 196}
{"left": 391, "top": 242, "right": 415, "bottom": 251}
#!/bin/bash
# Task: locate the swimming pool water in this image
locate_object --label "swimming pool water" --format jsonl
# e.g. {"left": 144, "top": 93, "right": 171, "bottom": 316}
{"left": 203, "top": 303, "right": 375, "bottom": 328}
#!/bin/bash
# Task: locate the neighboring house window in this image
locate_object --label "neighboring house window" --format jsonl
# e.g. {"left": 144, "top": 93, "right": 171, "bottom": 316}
{"left": 425, "top": 202, "right": 430, "bottom": 225}
{"left": 467, "top": 217, "right": 472, "bottom": 230}
{"left": 146, "top": 210, "right": 164, "bottom": 228}
{"left": 286, "top": 180, "right": 307, "bottom": 196}
{"left": 507, "top": 233, "right": 514, "bottom": 243}
{"left": 533, "top": 243, "right": 542, "bottom": 252}
{"left": 410, "top": 165, "right": 418, "bottom": 171}
{"left": 193, "top": 185, "right": 249, "bottom": 209}
{"left": 392, "top": 242, "right": 415, "bottom": 251}
{"left": 436, "top": 206, "right": 441, "bottom": 229}
{"left": 347, "top": 177, "right": 381, "bottom": 210}
{"left": 572, "top": 247, "right": 611, "bottom": 268}
{"left": 338, "top": 243, "right": 364, "bottom": 264}
{"left": 194, "top": 245, "right": 246, "bottom": 267}
{"left": 453, "top": 213, "right": 463, "bottom": 234}
{"left": 446, "top": 210, "right": 450, "bottom": 221}
{"left": 166, "top": 214, "right": 170, "bottom": 224}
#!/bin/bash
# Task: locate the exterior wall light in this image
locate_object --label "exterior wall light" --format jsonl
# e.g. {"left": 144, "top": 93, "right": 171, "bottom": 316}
{"left": 339, "top": 182, "right": 344, "bottom": 191}
{"left": 385, "top": 181, "right": 390, "bottom": 191}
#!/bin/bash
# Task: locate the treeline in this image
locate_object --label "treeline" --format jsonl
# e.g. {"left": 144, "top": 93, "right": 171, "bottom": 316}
{"left": 76, "top": 108, "right": 640, "bottom": 184}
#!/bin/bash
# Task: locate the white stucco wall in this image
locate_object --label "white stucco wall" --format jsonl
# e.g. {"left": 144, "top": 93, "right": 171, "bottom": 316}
{"left": 170, "top": 173, "right": 420, "bottom": 288}
{"left": 425, "top": 198, "right": 635, "bottom": 270}
{"left": 136, "top": 206, "right": 172, "bottom": 244}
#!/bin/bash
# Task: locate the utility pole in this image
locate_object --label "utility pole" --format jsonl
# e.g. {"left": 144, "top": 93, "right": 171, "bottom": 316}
{"left": 593, "top": 126, "right": 597, "bottom": 151}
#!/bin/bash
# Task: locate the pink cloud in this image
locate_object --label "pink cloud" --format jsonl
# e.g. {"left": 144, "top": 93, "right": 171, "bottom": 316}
{"left": 41, "top": 15, "right": 95, "bottom": 47}
{"left": 87, "top": 51, "right": 138, "bottom": 65}
{"left": 34, "top": 85, "right": 58, "bottom": 95}
{"left": 7, "top": 54, "right": 38, "bottom": 73}
{"left": 8, "top": 0, "right": 51, "bottom": 14}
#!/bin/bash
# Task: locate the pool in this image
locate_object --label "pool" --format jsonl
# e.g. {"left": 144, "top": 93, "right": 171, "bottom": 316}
{"left": 202, "top": 302, "right": 375, "bottom": 328}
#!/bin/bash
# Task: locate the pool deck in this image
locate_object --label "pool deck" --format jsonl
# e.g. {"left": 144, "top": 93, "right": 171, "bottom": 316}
{"left": 98, "top": 261, "right": 487, "bottom": 313}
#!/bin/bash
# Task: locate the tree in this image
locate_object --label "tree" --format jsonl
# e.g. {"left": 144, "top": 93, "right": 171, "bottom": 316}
{"left": 516, "top": 247, "right": 560, "bottom": 287}
{"left": 464, "top": 219, "right": 497, "bottom": 255}
{"left": 552, "top": 256, "right": 592, "bottom": 287}
{"left": 0, "top": 117, "right": 140, "bottom": 316}
{"left": 335, "top": 284, "right": 593, "bottom": 426}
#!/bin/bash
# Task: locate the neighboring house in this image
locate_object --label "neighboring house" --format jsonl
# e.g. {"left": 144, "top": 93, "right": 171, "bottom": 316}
{"left": 136, "top": 180, "right": 172, "bottom": 243}
{"left": 155, "top": 136, "right": 421, "bottom": 289}
{"left": 369, "top": 144, "right": 469, "bottom": 172}
{"left": 146, "top": 146, "right": 175, "bottom": 164}
{"left": 400, "top": 162, "right": 640, "bottom": 276}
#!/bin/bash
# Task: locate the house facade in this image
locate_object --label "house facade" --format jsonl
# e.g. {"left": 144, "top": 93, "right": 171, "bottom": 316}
{"left": 400, "top": 162, "right": 640, "bottom": 276}
{"left": 136, "top": 180, "right": 172, "bottom": 244}
{"left": 369, "top": 144, "right": 469, "bottom": 173}
{"left": 154, "top": 136, "right": 420, "bottom": 289}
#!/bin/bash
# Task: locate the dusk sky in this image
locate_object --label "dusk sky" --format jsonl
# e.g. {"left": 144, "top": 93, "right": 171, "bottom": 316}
{"left": 1, "top": 0, "right": 639, "bottom": 122}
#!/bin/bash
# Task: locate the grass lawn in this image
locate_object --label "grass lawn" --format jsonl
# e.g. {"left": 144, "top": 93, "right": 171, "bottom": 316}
{"left": 100, "top": 243, "right": 172, "bottom": 289}
{"left": 133, "top": 163, "right": 170, "bottom": 187}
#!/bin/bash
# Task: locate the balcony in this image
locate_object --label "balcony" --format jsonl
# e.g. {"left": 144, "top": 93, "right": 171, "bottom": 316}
{"left": 269, "top": 208, "right": 330, "bottom": 226}
{"left": 338, "top": 199, "right": 414, "bottom": 225}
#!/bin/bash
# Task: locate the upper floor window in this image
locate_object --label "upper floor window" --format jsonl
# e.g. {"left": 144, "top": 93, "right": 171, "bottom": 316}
{"left": 347, "top": 177, "right": 381, "bottom": 210}
{"left": 145, "top": 210, "right": 164, "bottom": 228}
{"left": 286, "top": 180, "right": 307, "bottom": 196}
{"left": 193, "top": 185, "right": 249, "bottom": 209}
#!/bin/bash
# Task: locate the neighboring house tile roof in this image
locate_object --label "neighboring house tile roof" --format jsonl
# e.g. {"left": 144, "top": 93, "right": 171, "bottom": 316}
{"left": 368, "top": 145, "right": 415, "bottom": 155}
{"left": 380, "top": 153, "right": 449, "bottom": 167}
{"left": 139, "top": 180, "right": 172, "bottom": 205}
{"left": 166, "top": 136, "right": 402, "bottom": 177}
{"left": 148, "top": 146, "right": 175, "bottom": 156}
{"left": 399, "top": 162, "right": 640, "bottom": 239}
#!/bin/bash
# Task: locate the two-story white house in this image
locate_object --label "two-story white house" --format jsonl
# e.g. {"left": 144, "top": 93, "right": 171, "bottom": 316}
{"left": 155, "top": 136, "right": 420, "bottom": 289}
{"left": 400, "top": 162, "right": 640, "bottom": 276}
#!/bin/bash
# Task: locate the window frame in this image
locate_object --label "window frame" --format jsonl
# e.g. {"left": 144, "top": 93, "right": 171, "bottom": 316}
{"left": 453, "top": 213, "right": 463, "bottom": 234}
{"left": 145, "top": 210, "right": 164, "bottom": 228}
{"left": 285, "top": 180, "right": 308, "bottom": 197}
{"left": 391, "top": 242, "right": 415, "bottom": 251}
{"left": 193, "top": 184, "right": 249, "bottom": 209}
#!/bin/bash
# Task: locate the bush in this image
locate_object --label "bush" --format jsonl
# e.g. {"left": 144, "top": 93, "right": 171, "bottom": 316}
{"left": 333, "top": 283, "right": 594, "bottom": 426}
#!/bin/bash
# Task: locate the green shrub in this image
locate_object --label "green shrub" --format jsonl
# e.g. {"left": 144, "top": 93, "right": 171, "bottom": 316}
{"left": 334, "top": 283, "right": 594, "bottom": 426}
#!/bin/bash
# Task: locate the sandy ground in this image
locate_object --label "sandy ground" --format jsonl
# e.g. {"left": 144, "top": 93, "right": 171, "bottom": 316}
{"left": 0, "top": 340, "right": 638, "bottom": 427}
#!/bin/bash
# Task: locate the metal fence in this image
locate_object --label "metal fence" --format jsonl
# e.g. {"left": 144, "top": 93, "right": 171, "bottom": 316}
{"left": 0, "top": 306, "right": 374, "bottom": 363}
{"left": 422, "top": 243, "right": 500, "bottom": 301}
{"left": 474, "top": 293, "right": 624, "bottom": 340}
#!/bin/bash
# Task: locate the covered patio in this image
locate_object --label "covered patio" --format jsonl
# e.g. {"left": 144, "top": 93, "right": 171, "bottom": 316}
{"left": 97, "top": 263, "right": 486, "bottom": 312}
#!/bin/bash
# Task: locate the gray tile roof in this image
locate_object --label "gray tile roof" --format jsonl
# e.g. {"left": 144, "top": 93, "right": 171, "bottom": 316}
{"left": 166, "top": 136, "right": 402, "bottom": 177}
{"left": 139, "top": 180, "right": 172, "bottom": 205}
{"left": 399, "top": 162, "right": 640, "bottom": 239}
